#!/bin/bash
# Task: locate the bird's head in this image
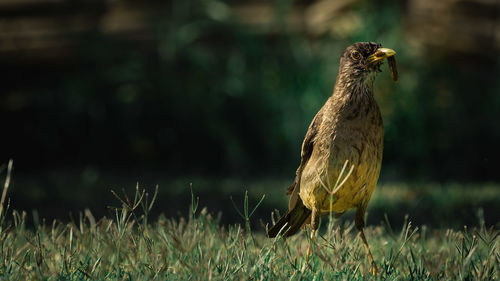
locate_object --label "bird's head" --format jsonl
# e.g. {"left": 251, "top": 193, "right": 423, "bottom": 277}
{"left": 338, "top": 42, "right": 397, "bottom": 86}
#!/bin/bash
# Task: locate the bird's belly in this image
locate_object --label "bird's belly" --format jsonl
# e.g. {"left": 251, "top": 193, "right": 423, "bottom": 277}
{"left": 299, "top": 138, "right": 382, "bottom": 214}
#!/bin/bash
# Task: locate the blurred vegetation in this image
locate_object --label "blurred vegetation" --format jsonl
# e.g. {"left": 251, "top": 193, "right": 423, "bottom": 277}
{"left": 1, "top": 0, "right": 500, "bottom": 225}
{"left": 8, "top": 171, "right": 500, "bottom": 229}
{"left": 2, "top": 0, "right": 499, "bottom": 182}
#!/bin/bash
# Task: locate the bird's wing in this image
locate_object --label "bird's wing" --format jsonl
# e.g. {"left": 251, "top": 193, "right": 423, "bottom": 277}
{"left": 287, "top": 108, "right": 324, "bottom": 210}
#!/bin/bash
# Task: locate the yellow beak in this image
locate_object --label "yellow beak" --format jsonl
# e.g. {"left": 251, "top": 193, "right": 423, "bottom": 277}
{"left": 367, "top": 48, "right": 396, "bottom": 63}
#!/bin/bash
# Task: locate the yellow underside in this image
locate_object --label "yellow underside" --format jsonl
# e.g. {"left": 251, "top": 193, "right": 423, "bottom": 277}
{"left": 298, "top": 153, "right": 381, "bottom": 214}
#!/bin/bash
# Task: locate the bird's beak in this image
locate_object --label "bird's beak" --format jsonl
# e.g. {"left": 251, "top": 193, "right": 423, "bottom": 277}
{"left": 366, "top": 48, "right": 396, "bottom": 63}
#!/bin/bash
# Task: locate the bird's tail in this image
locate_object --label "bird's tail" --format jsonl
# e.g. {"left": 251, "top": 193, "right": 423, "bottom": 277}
{"left": 267, "top": 200, "right": 311, "bottom": 238}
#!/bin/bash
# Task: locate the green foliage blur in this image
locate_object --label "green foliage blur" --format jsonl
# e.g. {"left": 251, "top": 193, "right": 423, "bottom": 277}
{"left": 2, "top": 0, "right": 499, "bottom": 182}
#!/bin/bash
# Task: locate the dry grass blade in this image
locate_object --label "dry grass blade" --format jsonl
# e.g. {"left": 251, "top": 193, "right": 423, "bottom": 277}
{"left": 0, "top": 159, "right": 13, "bottom": 220}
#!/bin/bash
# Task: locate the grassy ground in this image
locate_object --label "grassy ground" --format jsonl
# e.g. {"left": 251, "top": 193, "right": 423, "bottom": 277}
{"left": 10, "top": 171, "right": 500, "bottom": 229}
{"left": 1, "top": 161, "right": 499, "bottom": 280}
{"left": 1, "top": 185, "right": 499, "bottom": 281}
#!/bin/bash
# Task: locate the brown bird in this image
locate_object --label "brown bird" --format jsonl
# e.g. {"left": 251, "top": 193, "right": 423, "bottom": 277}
{"left": 267, "top": 42, "right": 397, "bottom": 275}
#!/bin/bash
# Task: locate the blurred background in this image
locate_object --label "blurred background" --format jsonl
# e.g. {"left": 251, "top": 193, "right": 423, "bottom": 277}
{"left": 1, "top": 0, "right": 499, "bottom": 228}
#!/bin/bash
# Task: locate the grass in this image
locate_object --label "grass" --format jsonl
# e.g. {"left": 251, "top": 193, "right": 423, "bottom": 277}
{"left": 0, "top": 164, "right": 499, "bottom": 280}
{"left": 11, "top": 173, "right": 500, "bottom": 229}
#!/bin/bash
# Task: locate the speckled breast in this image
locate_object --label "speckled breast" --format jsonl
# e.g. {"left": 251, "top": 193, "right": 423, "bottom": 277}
{"left": 299, "top": 127, "right": 383, "bottom": 215}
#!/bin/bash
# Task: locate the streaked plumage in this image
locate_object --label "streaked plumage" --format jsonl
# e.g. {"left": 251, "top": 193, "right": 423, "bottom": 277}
{"left": 268, "top": 42, "right": 397, "bottom": 275}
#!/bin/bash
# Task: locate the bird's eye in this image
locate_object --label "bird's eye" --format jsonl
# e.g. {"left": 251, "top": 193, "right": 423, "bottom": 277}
{"left": 351, "top": 50, "right": 362, "bottom": 60}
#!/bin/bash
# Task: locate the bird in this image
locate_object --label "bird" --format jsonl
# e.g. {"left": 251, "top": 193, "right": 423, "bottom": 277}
{"left": 267, "top": 42, "right": 397, "bottom": 275}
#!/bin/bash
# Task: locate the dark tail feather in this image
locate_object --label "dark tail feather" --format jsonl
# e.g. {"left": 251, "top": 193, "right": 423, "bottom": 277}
{"left": 267, "top": 200, "right": 311, "bottom": 238}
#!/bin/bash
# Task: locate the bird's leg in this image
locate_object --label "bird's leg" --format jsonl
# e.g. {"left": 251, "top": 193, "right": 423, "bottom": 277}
{"left": 355, "top": 206, "right": 377, "bottom": 276}
{"left": 306, "top": 207, "right": 319, "bottom": 263}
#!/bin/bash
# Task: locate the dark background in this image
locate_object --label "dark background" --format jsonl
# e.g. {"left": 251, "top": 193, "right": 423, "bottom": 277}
{"left": 1, "top": 0, "right": 499, "bottom": 228}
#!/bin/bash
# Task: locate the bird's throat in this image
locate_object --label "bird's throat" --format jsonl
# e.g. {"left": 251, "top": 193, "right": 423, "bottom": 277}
{"left": 329, "top": 74, "right": 379, "bottom": 123}
{"left": 334, "top": 75, "right": 375, "bottom": 103}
